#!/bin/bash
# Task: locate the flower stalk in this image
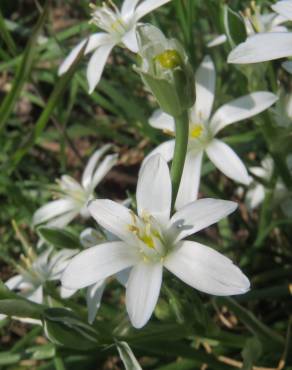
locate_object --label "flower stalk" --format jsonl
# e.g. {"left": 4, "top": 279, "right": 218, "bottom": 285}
{"left": 170, "top": 110, "right": 189, "bottom": 210}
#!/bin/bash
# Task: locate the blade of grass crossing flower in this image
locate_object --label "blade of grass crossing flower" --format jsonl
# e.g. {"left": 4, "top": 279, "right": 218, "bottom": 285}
{"left": 0, "top": 1, "right": 50, "bottom": 132}
{"left": 11, "top": 39, "right": 87, "bottom": 169}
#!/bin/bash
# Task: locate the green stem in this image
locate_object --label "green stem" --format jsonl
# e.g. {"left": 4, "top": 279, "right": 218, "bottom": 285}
{"left": 170, "top": 110, "right": 189, "bottom": 210}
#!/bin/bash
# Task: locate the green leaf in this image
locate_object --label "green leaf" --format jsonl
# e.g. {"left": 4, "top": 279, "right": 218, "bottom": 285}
{"left": 37, "top": 226, "right": 81, "bottom": 249}
{"left": 0, "top": 1, "right": 50, "bottom": 132}
{"left": 0, "top": 298, "right": 45, "bottom": 319}
{"left": 43, "top": 308, "right": 99, "bottom": 350}
{"left": 27, "top": 343, "right": 56, "bottom": 360}
{"left": 116, "top": 341, "right": 142, "bottom": 370}
{"left": 0, "top": 352, "right": 21, "bottom": 366}
{"left": 241, "top": 337, "right": 262, "bottom": 370}
{"left": 11, "top": 36, "right": 87, "bottom": 169}
{"left": 0, "top": 9, "right": 16, "bottom": 56}
{"left": 0, "top": 279, "right": 16, "bottom": 299}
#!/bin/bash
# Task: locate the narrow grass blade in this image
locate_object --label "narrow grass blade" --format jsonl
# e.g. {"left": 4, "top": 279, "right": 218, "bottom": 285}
{"left": 0, "top": 1, "right": 50, "bottom": 132}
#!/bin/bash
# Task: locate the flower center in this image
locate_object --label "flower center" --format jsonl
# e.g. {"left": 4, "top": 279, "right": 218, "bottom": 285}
{"left": 128, "top": 211, "right": 167, "bottom": 261}
{"left": 189, "top": 124, "right": 204, "bottom": 139}
{"left": 90, "top": 2, "right": 128, "bottom": 37}
{"left": 56, "top": 176, "right": 88, "bottom": 206}
{"left": 154, "top": 49, "right": 182, "bottom": 69}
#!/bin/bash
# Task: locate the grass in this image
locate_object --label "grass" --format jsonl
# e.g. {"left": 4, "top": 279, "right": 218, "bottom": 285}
{"left": 0, "top": 0, "right": 292, "bottom": 369}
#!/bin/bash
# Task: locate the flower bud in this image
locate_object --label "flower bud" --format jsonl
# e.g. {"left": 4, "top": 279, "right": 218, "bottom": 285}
{"left": 135, "top": 24, "right": 195, "bottom": 117}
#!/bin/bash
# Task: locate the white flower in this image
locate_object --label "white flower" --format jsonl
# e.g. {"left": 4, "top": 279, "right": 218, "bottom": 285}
{"left": 145, "top": 56, "right": 277, "bottom": 209}
{"left": 246, "top": 156, "right": 292, "bottom": 216}
{"left": 4, "top": 248, "right": 76, "bottom": 305}
{"left": 33, "top": 145, "right": 118, "bottom": 228}
{"left": 62, "top": 155, "right": 250, "bottom": 329}
{"left": 207, "top": 4, "right": 287, "bottom": 48}
{"left": 58, "top": 0, "right": 171, "bottom": 93}
{"left": 228, "top": 1, "right": 292, "bottom": 64}
{"left": 62, "top": 228, "right": 129, "bottom": 324}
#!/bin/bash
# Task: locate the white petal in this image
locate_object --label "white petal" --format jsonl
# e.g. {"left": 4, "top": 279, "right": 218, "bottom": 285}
{"left": 46, "top": 209, "right": 78, "bottom": 228}
{"left": 62, "top": 241, "right": 138, "bottom": 289}
{"left": 282, "top": 60, "right": 292, "bottom": 74}
{"left": 87, "top": 280, "right": 106, "bottom": 324}
{"left": 5, "top": 275, "right": 24, "bottom": 290}
{"left": 116, "top": 268, "right": 131, "bottom": 287}
{"left": 249, "top": 166, "right": 269, "bottom": 180}
{"left": 121, "top": 0, "right": 140, "bottom": 18}
{"left": 143, "top": 140, "right": 175, "bottom": 164}
{"left": 80, "top": 228, "right": 103, "bottom": 248}
{"left": 87, "top": 42, "right": 115, "bottom": 93}
{"left": 137, "top": 155, "right": 171, "bottom": 225}
{"left": 272, "top": 1, "right": 292, "bottom": 21}
{"left": 59, "top": 175, "right": 83, "bottom": 193}
{"left": 26, "top": 286, "right": 43, "bottom": 304}
{"left": 49, "top": 249, "right": 77, "bottom": 279}
{"left": 126, "top": 262, "right": 163, "bottom": 328}
{"left": 33, "top": 199, "right": 78, "bottom": 226}
{"left": 245, "top": 184, "right": 265, "bottom": 210}
{"left": 228, "top": 32, "right": 292, "bottom": 64}
{"left": 207, "top": 34, "right": 227, "bottom": 48}
{"left": 149, "top": 109, "right": 175, "bottom": 133}
{"left": 190, "top": 55, "right": 215, "bottom": 122}
{"left": 164, "top": 241, "right": 250, "bottom": 296}
{"left": 170, "top": 198, "right": 237, "bottom": 242}
{"left": 82, "top": 144, "right": 112, "bottom": 189}
{"left": 272, "top": 25, "right": 289, "bottom": 32}
{"left": 122, "top": 27, "right": 139, "bottom": 53}
{"left": 58, "top": 39, "right": 87, "bottom": 76}
{"left": 175, "top": 150, "right": 203, "bottom": 210}
{"left": 134, "top": 0, "right": 171, "bottom": 21}
{"left": 88, "top": 199, "right": 136, "bottom": 244}
{"left": 85, "top": 33, "right": 113, "bottom": 54}
{"left": 90, "top": 154, "right": 118, "bottom": 190}
{"left": 206, "top": 139, "right": 250, "bottom": 185}
{"left": 60, "top": 286, "right": 77, "bottom": 299}
{"left": 210, "top": 92, "right": 278, "bottom": 134}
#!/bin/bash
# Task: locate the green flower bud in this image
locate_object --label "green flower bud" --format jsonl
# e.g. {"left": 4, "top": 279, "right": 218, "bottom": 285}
{"left": 135, "top": 24, "right": 195, "bottom": 117}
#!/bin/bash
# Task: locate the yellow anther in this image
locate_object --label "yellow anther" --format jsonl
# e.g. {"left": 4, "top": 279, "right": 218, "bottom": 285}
{"left": 190, "top": 124, "right": 203, "bottom": 139}
{"left": 155, "top": 49, "right": 182, "bottom": 69}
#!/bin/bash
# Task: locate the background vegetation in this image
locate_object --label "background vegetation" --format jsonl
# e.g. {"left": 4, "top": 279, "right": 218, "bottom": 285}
{"left": 0, "top": 0, "right": 291, "bottom": 369}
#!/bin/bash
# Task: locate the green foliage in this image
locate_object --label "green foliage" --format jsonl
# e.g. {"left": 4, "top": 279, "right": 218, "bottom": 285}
{"left": 0, "top": 0, "right": 291, "bottom": 369}
{"left": 37, "top": 227, "right": 81, "bottom": 249}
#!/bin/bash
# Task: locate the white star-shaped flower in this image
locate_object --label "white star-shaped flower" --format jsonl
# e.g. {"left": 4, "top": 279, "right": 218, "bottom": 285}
{"left": 62, "top": 155, "right": 250, "bottom": 329}
{"left": 4, "top": 247, "right": 76, "bottom": 305}
{"left": 228, "top": 0, "right": 292, "bottom": 65}
{"left": 33, "top": 145, "right": 118, "bottom": 228}
{"left": 145, "top": 55, "right": 277, "bottom": 209}
{"left": 58, "top": 0, "right": 171, "bottom": 93}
